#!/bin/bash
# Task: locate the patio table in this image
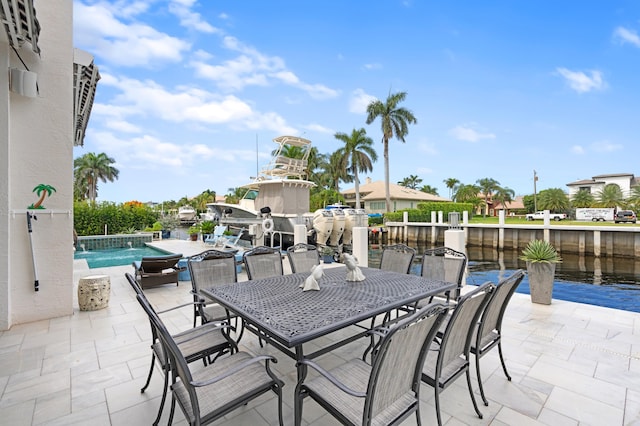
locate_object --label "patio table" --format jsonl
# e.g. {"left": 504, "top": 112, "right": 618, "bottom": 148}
{"left": 201, "top": 266, "right": 455, "bottom": 424}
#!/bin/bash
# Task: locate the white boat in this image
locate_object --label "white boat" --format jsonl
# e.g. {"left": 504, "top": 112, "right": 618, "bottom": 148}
{"left": 177, "top": 205, "right": 197, "bottom": 221}
{"left": 207, "top": 136, "right": 317, "bottom": 249}
{"left": 206, "top": 136, "right": 368, "bottom": 250}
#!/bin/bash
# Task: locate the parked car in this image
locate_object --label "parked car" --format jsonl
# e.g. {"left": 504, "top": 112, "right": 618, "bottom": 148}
{"left": 614, "top": 210, "right": 637, "bottom": 224}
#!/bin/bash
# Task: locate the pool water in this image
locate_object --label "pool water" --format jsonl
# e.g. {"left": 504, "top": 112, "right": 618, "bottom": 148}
{"left": 74, "top": 246, "right": 170, "bottom": 268}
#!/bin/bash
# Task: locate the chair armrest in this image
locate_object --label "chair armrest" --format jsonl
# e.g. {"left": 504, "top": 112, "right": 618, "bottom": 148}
{"left": 298, "top": 359, "right": 366, "bottom": 398}
{"left": 157, "top": 300, "right": 204, "bottom": 314}
{"left": 132, "top": 261, "right": 141, "bottom": 270}
{"left": 191, "top": 355, "right": 278, "bottom": 387}
{"left": 173, "top": 321, "right": 230, "bottom": 343}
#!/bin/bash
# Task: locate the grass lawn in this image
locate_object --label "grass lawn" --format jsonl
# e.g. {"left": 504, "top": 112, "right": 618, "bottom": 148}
{"left": 466, "top": 216, "right": 635, "bottom": 226}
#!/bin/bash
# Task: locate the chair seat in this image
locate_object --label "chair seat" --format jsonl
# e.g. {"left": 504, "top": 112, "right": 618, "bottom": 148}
{"left": 304, "top": 358, "right": 417, "bottom": 426}
{"left": 152, "top": 325, "right": 230, "bottom": 366}
{"left": 471, "top": 330, "right": 499, "bottom": 355}
{"left": 171, "top": 351, "right": 278, "bottom": 423}
{"left": 202, "top": 303, "right": 231, "bottom": 323}
{"left": 423, "top": 348, "right": 467, "bottom": 386}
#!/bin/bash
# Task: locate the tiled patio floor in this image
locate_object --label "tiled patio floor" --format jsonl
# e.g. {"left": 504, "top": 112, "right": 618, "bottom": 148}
{"left": 0, "top": 242, "right": 638, "bottom": 425}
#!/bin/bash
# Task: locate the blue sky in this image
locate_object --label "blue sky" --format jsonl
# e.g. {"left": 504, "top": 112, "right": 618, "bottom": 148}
{"left": 73, "top": 0, "right": 640, "bottom": 204}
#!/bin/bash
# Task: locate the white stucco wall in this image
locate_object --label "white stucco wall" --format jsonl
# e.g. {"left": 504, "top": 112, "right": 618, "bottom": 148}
{"left": 0, "top": 1, "right": 74, "bottom": 330}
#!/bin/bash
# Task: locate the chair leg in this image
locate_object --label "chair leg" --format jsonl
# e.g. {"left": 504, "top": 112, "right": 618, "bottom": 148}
{"left": 415, "top": 405, "right": 422, "bottom": 426}
{"left": 140, "top": 353, "right": 156, "bottom": 392}
{"left": 498, "top": 341, "right": 512, "bottom": 381}
{"left": 434, "top": 384, "right": 442, "bottom": 426}
{"left": 465, "top": 369, "right": 483, "bottom": 419}
{"left": 475, "top": 352, "right": 489, "bottom": 406}
{"left": 152, "top": 367, "right": 169, "bottom": 426}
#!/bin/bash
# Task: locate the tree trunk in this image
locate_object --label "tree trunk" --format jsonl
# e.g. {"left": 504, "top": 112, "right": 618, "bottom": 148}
{"left": 354, "top": 169, "right": 360, "bottom": 209}
{"left": 384, "top": 139, "right": 390, "bottom": 213}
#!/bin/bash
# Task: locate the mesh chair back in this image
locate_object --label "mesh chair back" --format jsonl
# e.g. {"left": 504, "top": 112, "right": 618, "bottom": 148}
{"left": 421, "top": 247, "right": 467, "bottom": 301}
{"left": 188, "top": 250, "right": 237, "bottom": 294}
{"left": 380, "top": 244, "right": 416, "bottom": 274}
{"left": 243, "top": 246, "right": 283, "bottom": 280}
{"left": 286, "top": 243, "right": 320, "bottom": 273}
{"left": 366, "top": 303, "right": 448, "bottom": 422}
{"left": 439, "top": 283, "right": 493, "bottom": 374}
{"left": 477, "top": 270, "right": 524, "bottom": 349}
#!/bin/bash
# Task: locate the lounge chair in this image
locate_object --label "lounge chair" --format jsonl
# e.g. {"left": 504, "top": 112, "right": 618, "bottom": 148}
{"left": 132, "top": 253, "right": 184, "bottom": 289}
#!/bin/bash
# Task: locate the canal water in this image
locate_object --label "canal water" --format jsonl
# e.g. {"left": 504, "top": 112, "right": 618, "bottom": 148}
{"left": 368, "top": 245, "right": 640, "bottom": 313}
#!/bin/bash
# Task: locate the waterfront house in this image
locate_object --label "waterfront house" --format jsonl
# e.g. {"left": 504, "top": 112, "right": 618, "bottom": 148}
{"left": 341, "top": 178, "right": 450, "bottom": 213}
{"left": 0, "top": 1, "right": 100, "bottom": 330}
{"left": 567, "top": 173, "right": 639, "bottom": 198}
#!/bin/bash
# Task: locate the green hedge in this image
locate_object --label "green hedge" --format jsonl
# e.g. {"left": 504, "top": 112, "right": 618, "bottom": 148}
{"left": 74, "top": 201, "right": 159, "bottom": 236}
{"left": 384, "top": 202, "right": 474, "bottom": 222}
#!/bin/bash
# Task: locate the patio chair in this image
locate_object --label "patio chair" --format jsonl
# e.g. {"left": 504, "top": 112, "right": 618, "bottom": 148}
{"left": 243, "top": 245, "right": 283, "bottom": 281}
{"left": 141, "top": 293, "right": 285, "bottom": 426}
{"left": 421, "top": 282, "right": 494, "bottom": 426}
{"left": 203, "top": 225, "right": 227, "bottom": 245}
{"left": 296, "top": 302, "right": 448, "bottom": 426}
{"left": 471, "top": 269, "right": 525, "bottom": 406}
{"left": 379, "top": 243, "right": 416, "bottom": 274}
{"left": 125, "top": 273, "right": 236, "bottom": 425}
{"left": 420, "top": 246, "right": 467, "bottom": 304}
{"left": 187, "top": 249, "right": 238, "bottom": 328}
{"left": 286, "top": 243, "right": 320, "bottom": 273}
{"left": 132, "top": 253, "right": 185, "bottom": 289}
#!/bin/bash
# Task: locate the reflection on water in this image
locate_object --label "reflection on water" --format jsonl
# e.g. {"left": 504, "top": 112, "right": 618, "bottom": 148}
{"left": 368, "top": 244, "right": 640, "bottom": 313}
{"left": 465, "top": 247, "right": 640, "bottom": 287}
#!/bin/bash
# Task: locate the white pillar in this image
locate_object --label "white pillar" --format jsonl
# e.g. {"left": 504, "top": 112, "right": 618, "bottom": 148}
{"left": 462, "top": 210, "right": 469, "bottom": 224}
{"left": 293, "top": 224, "right": 306, "bottom": 245}
{"left": 438, "top": 211, "right": 443, "bottom": 224}
{"left": 445, "top": 229, "right": 466, "bottom": 285}
{"left": 352, "top": 227, "right": 368, "bottom": 268}
{"left": 498, "top": 210, "right": 505, "bottom": 250}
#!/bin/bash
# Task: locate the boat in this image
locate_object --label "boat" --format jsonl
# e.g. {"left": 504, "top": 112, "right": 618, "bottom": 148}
{"left": 177, "top": 205, "right": 197, "bottom": 222}
{"left": 206, "top": 136, "right": 318, "bottom": 249}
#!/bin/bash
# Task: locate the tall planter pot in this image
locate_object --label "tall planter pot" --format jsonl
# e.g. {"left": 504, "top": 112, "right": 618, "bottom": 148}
{"left": 526, "top": 261, "right": 556, "bottom": 305}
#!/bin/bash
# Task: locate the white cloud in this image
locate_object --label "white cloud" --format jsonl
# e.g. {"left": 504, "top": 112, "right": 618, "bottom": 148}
{"left": 90, "top": 131, "right": 216, "bottom": 169}
{"left": 349, "top": 89, "right": 377, "bottom": 114}
{"left": 74, "top": 2, "right": 190, "bottom": 67}
{"left": 556, "top": 68, "right": 605, "bottom": 93}
{"left": 613, "top": 26, "right": 640, "bottom": 47}
{"left": 191, "top": 36, "right": 339, "bottom": 98}
{"left": 304, "top": 123, "right": 334, "bottom": 134}
{"left": 95, "top": 74, "right": 296, "bottom": 134}
{"left": 449, "top": 125, "right": 496, "bottom": 142}
{"left": 168, "top": 0, "right": 219, "bottom": 34}
{"left": 363, "top": 63, "right": 382, "bottom": 70}
{"left": 591, "top": 140, "right": 622, "bottom": 152}
{"left": 417, "top": 142, "right": 437, "bottom": 155}
{"left": 571, "top": 145, "right": 585, "bottom": 154}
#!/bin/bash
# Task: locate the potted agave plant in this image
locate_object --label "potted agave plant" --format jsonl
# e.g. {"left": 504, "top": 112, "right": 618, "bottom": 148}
{"left": 520, "top": 239, "right": 562, "bottom": 305}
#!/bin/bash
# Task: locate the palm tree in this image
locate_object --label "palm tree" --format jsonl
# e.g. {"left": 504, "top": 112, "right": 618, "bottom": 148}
{"left": 537, "top": 188, "right": 570, "bottom": 212}
{"left": 443, "top": 178, "right": 460, "bottom": 199}
{"left": 571, "top": 190, "right": 595, "bottom": 208}
{"left": 627, "top": 186, "right": 640, "bottom": 212}
{"left": 476, "top": 178, "right": 500, "bottom": 217}
{"left": 596, "top": 184, "right": 624, "bottom": 208}
{"left": 366, "top": 91, "right": 417, "bottom": 212}
{"left": 320, "top": 151, "right": 349, "bottom": 193}
{"left": 73, "top": 152, "right": 119, "bottom": 202}
{"left": 335, "top": 128, "right": 378, "bottom": 209}
{"left": 398, "top": 174, "right": 422, "bottom": 189}
{"left": 419, "top": 184, "right": 439, "bottom": 195}
{"left": 492, "top": 186, "right": 515, "bottom": 214}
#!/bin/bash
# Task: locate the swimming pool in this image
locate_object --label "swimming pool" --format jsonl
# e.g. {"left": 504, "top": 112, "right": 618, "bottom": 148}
{"left": 74, "top": 246, "right": 170, "bottom": 268}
